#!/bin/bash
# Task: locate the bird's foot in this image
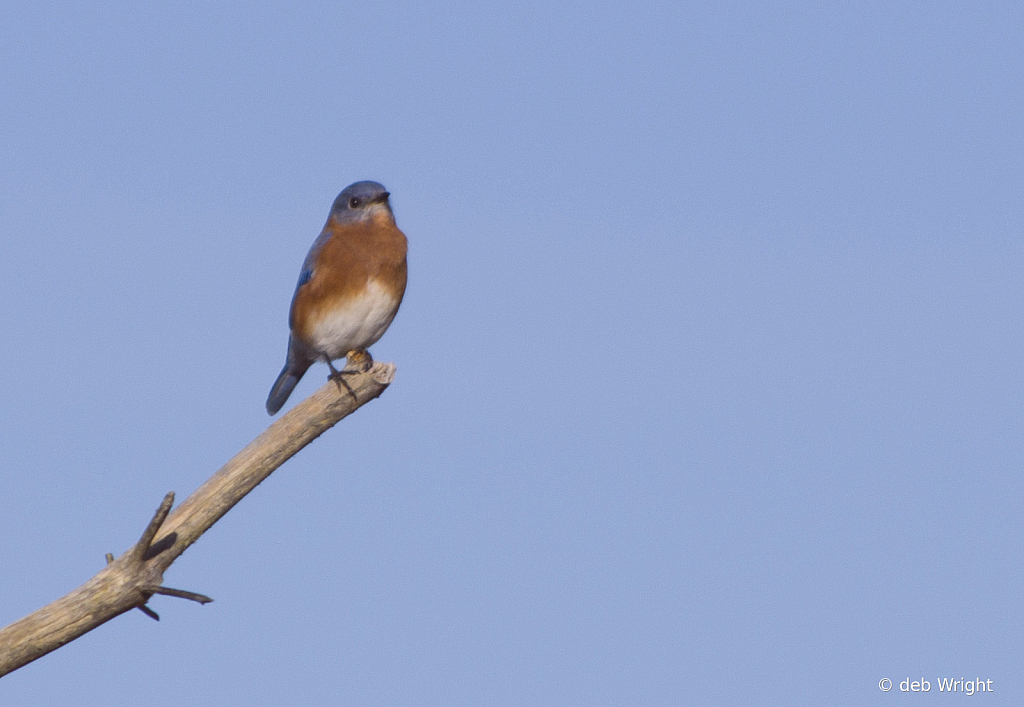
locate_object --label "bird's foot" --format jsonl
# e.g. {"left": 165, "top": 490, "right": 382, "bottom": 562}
{"left": 323, "top": 351, "right": 374, "bottom": 401}
{"left": 344, "top": 349, "right": 374, "bottom": 373}
{"left": 324, "top": 356, "right": 358, "bottom": 401}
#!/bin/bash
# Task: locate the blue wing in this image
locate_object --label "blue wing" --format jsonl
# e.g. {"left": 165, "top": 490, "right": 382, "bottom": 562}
{"left": 293, "top": 227, "right": 332, "bottom": 294}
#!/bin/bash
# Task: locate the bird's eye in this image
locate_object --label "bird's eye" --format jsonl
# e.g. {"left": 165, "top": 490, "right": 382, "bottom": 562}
{"left": 349, "top": 197, "right": 361, "bottom": 208}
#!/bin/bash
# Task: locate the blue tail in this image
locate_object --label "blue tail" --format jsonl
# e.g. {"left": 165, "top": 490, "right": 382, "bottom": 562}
{"left": 266, "top": 361, "right": 308, "bottom": 415}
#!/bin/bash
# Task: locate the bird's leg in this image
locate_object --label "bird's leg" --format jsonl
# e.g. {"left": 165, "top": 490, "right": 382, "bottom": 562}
{"left": 323, "top": 355, "right": 357, "bottom": 401}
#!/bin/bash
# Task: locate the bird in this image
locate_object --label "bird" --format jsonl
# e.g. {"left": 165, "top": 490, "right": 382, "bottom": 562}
{"left": 266, "top": 181, "right": 408, "bottom": 415}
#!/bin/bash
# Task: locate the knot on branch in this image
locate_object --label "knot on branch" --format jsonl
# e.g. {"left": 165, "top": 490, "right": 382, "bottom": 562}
{"left": 106, "top": 492, "right": 213, "bottom": 621}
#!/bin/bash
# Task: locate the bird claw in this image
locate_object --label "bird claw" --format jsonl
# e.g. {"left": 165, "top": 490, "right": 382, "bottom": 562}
{"left": 322, "top": 350, "right": 373, "bottom": 401}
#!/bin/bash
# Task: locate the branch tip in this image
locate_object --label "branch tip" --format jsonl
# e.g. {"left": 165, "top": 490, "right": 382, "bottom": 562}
{"left": 141, "top": 585, "right": 213, "bottom": 605}
{"left": 371, "top": 362, "right": 396, "bottom": 384}
{"left": 133, "top": 492, "right": 175, "bottom": 561}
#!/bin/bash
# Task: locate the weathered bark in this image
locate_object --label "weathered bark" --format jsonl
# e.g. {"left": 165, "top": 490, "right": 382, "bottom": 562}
{"left": 0, "top": 363, "right": 396, "bottom": 677}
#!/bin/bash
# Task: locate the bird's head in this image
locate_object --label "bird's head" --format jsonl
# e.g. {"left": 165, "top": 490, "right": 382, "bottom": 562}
{"left": 329, "top": 181, "right": 393, "bottom": 223}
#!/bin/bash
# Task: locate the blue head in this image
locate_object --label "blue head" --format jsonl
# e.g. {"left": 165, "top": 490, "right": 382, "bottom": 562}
{"left": 329, "top": 181, "right": 392, "bottom": 221}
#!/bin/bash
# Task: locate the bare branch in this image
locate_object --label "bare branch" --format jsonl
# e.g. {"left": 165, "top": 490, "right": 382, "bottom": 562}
{"left": 139, "top": 586, "right": 213, "bottom": 604}
{"left": 137, "top": 605, "right": 161, "bottom": 622}
{"left": 0, "top": 362, "right": 396, "bottom": 677}
{"left": 133, "top": 492, "right": 175, "bottom": 562}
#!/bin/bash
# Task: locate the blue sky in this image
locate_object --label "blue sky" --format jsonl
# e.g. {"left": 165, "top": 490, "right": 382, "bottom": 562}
{"left": 1, "top": 2, "right": 1022, "bottom": 704}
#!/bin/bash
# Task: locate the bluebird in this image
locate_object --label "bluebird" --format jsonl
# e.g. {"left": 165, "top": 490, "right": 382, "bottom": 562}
{"left": 266, "top": 181, "right": 408, "bottom": 415}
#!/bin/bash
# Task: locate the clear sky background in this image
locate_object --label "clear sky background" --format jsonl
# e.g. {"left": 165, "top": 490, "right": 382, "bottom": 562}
{"left": 1, "top": 2, "right": 1022, "bottom": 705}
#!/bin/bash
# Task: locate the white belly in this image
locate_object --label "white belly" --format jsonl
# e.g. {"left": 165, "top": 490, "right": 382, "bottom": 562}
{"left": 308, "top": 279, "right": 400, "bottom": 359}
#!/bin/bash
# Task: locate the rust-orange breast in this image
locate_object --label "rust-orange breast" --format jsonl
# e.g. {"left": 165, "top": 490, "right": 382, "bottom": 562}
{"left": 290, "top": 211, "right": 407, "bottom": 356}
